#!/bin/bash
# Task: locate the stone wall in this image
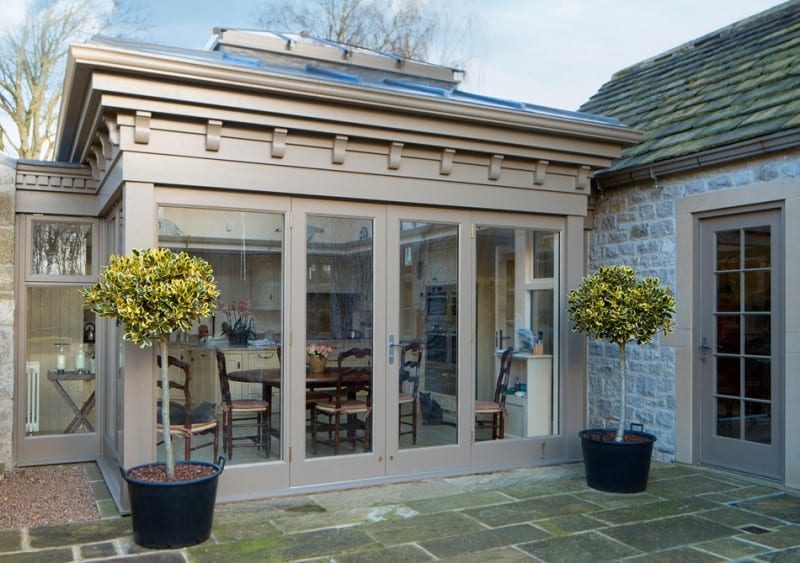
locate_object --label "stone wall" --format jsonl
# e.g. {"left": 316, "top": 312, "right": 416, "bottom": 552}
{"left": 0, "top": 154, "right": 15, "bottom": 469}
{"left": 588, "top": 150, "right": 800, "bottom": 460}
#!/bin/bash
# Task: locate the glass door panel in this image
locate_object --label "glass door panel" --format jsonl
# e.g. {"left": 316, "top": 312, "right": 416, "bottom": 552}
{"left": 158, "top": 206, "right": 284, "bottom": 466}
{"left": 700, "top": 211, "right": 782, "bottom": 479}
{"left": 475, "top": 226, "right": 559, "bottom": 440}
{"left": 398, "top": 221, "right": 458, "bottom": 449}
{"left": 306, "top": 214, "right": 374, "bottom": 459}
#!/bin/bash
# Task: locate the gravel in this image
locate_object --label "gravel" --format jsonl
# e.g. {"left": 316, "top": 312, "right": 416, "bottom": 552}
{"left": 0, "top": 465, "right": 99, "bottom": 530}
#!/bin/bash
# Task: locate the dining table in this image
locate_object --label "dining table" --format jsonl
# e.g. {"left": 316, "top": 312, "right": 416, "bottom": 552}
{"left": 225, "top": 366, "right": 371, "bottom": 413}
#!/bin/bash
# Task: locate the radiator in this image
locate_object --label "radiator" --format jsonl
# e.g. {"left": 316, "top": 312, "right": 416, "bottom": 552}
{"left": 25, "top": 361, "right": 40, "bottom": 433}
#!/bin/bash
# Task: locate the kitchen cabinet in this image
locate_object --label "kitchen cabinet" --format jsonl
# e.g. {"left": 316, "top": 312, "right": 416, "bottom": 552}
{"left": 250, "top": 254, "right": 282, "bottom": 310}
{"left": 497, "top": 353, "right": 553, "bottom": 437}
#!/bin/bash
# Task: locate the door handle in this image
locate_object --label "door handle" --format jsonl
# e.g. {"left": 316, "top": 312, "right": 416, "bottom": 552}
{"left": 699, "top": 337, "right": 711, "bottom": 362}
{"left": 388, "top": 333, "right": 403, "bottom": 364}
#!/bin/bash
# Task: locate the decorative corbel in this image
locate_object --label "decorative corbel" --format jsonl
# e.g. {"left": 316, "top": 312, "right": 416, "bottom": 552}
{"left": 134, "top": 110, "right": 151, "bottom": 144}
{"left": 98, "top": 130, "right": 112, "bottom": 160}
{"left": 575, "top": 165, "right": 592, "bottom": 190}
{"left": 440, "top": 148, "right": 455, "bottom": 175}
{"left": 534, "top": 159, "right": 549, "bottom": 185}
{"left": 87, "top": 154, "right": 100, "bottom": 180}
{"left": 271, "top": 127, "right": 288, "bottom": 158}
{"left": 92, "top": 145, "right": 106, "bottom": 174}
{"left": 332, "top": 135, "right": 348, "bottom": 165}
{"left": 388, "top": 142, "right": 403, "bottom": 170}
{"left": 489, "top": 154, "right": 504, "bottom": 181}
{"left": 206, "top": 119, "right": 222, "bottom": 151}
{"left": 103, "top": 115, "right": 119, "bottom": 146}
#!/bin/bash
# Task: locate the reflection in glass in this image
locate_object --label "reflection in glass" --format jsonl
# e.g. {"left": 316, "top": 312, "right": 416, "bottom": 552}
{"left": 26, "top": 287, "right": 96, "bottom": 435}
{"left": 716, "top": 356, "right": 740, "bottom": 396}
{"left": 716, "top": 398, "right": 740, "bottom": 439}
{"left": 716, "top": 272, "right": 739, "bottom": 312}
{"left": 32, "top": 221, "right": 92, "bottom": 276}
{"left": 716, "top": 315, "right": 740, "bottom": 354}
{"left": 745, "top": 315, "right": 770, "bottom": 356}
{"left": 399, "top": 222, "right": 458, "bottom": 449}
{"left": 744, "top": 271, "right": 770, "bottom": 311}
{"left": 745, "top": 358, "right": 770, "bottom": 400}
{"left": 533, "top": 231, "right": 555, "bottom": 278}
{"left": 476, "top": 227, "right": 558, "bottom": 439}
{"left": 745, "top": 401, "right": 771, "bottom": 443}
{"left": 744, "top": 227, "right": 770, "bottom": 269}
{"left": 307, "top": 216, "right": 373, "bottom": 458}
{"left": 716, "top": 230, "right": 740, "bottom": 270}
{"left": 158, "top": 207, "right": 284, "bottom": 465}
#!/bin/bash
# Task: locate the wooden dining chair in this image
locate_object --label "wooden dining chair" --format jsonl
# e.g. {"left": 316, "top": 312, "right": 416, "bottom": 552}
{"left": 474, "top": 346, "right": 514, "bottom": 440}
{"left": 214, "top": 348, "right": 270, "bottom": 459}
{"left": 398, "top": 342, "right": 423, "bottom": 445}
{"left": 155, "top": 355, "right": 219, "bottom": 461}
{"left": 311, "top": 347, "right": 372, "bottom": 454}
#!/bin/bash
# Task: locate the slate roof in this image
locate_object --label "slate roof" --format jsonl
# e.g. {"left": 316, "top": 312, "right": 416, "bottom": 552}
{"left": 579, "top": 0, "right": 800, "bottom": 176}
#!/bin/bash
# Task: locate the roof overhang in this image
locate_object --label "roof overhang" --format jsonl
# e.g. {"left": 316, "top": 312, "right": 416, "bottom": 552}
{"left": 56, "top": 39, "right": 641, "bottom": 164}
{"left": 595, "top": 128, "right": 800, "bottom": 189}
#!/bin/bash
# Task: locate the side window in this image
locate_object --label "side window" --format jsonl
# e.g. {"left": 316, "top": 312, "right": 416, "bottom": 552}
{"left": 28, "top": 218, "right": 96, "bottom": 281}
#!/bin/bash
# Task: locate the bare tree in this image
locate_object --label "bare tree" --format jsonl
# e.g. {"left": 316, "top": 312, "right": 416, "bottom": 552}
{"left": 253, "top": 0, "right": 474, "bottom": 67}
{"left": 0, "top": 1, "right": 145, "bottom": 160}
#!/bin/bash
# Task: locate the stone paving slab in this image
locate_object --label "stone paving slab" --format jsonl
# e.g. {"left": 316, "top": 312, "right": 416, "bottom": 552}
{"left": 364, "top": 510, "right": 485, "bottom": 545}
{"left": 418, "top": 523, "right": 549, "bottom": 558}
{"left": 591, "top": 496, "right": 720, "bottom": 524}
{"left": 27, "top": 517, "right": 130, "bottom": 549}
{"left": 464, "top": 493, "right": 598, "bottom": 527}
{"left": 0, "top": 547, "right": 75, "bottom": 562}
{"left": 601, "top": 514, "right": 738, "bottom": 552}
{"left": 695, "top": 536, "right": 773, "bottom": 559}
{"left": 623, "top": 546, "right": 725, "bottom": 561}
{"left": 735, "top": 493, "right": 800, "bottom": 524}
{"left": 518, "top": 530, "right": 640, "bottom": 562}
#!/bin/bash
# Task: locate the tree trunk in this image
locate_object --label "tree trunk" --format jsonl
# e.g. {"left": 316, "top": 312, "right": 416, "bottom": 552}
{"left": 159, "top": 339, "right": 175, "bottom": 478}
{"left": 616, "top": 344, "right": 627, "bottom": 442}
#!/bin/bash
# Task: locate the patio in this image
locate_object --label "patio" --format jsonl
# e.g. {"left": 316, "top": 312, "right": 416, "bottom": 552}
{"left": 0, "top": 461, "right": 798, "bottom": 561}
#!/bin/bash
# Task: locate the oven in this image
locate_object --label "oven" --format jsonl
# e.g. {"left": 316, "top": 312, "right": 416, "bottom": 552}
{"left": 424, "top": 284, "right": 458, "bottom": 394}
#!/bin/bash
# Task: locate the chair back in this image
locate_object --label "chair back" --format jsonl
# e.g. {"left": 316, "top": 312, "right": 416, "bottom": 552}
{"left": 336, "top": 347, "right": 372, "bottom": 407}
{"left": 156, "top": 355, "right": 193, "bottom": 426}
{"left": 399, "top": 342, "right": 423, "bottom": 397}
{"left": 494, "top": 347, "right": 515, "bottom": 407}
{"left": 214, "top": 348, "right": 233, "bottom": 407}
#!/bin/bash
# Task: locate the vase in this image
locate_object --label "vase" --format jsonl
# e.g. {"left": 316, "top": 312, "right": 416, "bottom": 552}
{"left": 309, "top": 356, "right": 327, "bottom": 373}
{"left": 228, "top": 332, "right": 248, "bottom": 346}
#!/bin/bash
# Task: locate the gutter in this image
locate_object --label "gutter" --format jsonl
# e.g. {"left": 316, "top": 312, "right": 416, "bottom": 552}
{"left": 595, "top": 128, "right": 800, "bottom": 188}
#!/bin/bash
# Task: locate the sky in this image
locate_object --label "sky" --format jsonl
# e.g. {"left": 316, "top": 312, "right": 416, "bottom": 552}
{"left": 0, "top": 0, "right": 790, "bottom": 113}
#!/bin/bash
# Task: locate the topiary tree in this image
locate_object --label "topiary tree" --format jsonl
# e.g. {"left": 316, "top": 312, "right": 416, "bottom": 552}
{"left": 81, "top": 248, "right": 220, "bottom": 478}
{"left": 567, "top": 265, "right": 675, "bottom": 442}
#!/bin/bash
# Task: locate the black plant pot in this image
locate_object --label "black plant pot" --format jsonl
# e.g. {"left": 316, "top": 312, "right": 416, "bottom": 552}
{"left": 122, "top": 457, "right": 225, "bottom": 549}
{"left": 579, "top": 428, "right": 656, "bottom": 493}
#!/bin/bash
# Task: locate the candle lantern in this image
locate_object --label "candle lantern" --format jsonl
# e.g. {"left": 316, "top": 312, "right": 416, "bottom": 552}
{"left": 55, "top": 342, "right": 68, "bottom": 373}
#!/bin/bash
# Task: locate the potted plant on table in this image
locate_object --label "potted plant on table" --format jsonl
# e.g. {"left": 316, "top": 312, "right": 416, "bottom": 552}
{"left": 307, "top": 343, "right": 334, "bottom": 373}
{"left": 220, "top": 300, "right": 255, "bottom": 346}
{"left": 81, "top": 248, "right": 223, "bottom": 548}
{"left": 567, "top": 265, "right": 675, "bottom": 493}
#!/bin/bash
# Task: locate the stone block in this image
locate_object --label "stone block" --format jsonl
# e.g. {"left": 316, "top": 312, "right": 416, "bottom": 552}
{"left": 0, "top": 192, "right": 12, "bottom": 225}
{"left": 0, "top": 228, "right": 13, "bottom": 263}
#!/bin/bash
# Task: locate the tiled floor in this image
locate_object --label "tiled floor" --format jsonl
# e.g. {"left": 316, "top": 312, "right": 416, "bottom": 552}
{"left": 1, "top": 461, "right": 798, "bottom": 561}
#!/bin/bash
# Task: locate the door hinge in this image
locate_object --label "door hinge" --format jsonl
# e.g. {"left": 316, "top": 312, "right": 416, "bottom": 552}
{"left": 289, "top": 211, "right": 293, "bottom": 229}
{"left": 471, "top": 223, "right": 475, "bottom": 239}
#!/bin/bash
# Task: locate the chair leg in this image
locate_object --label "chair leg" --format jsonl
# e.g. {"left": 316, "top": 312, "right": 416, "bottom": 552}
{"left": 499, "top": 412, "right": 505, "bottom": 440}
{"left": 411, "top": 402, "right": 417, "bottom": 445}
{"left": 213, "top": 425, "right": 219, "bottom": 459}
{"left": 333, "top": 412, "right": 341, "bottom": 455}
{"left": 225, "top": 410, "right": 233, "bottom": 460}
{"left": 311, "top": 405, "right": 318, "bottom": 454}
